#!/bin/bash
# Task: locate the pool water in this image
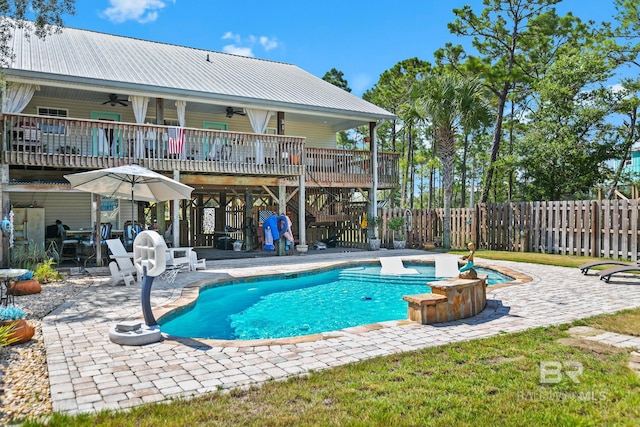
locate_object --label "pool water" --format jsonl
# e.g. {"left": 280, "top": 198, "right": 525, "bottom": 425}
{"left": 159, "top": 264, "right": 512, "bottom": 340}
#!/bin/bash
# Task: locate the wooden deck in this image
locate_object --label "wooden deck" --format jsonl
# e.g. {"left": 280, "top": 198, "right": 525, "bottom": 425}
{"left": 3, "top": 113, "right": 399, "bottom": 188}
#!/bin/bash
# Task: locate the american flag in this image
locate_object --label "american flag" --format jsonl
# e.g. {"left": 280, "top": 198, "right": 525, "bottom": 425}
{"left": 167, "top": 127, "right": 184, "bottom": 155}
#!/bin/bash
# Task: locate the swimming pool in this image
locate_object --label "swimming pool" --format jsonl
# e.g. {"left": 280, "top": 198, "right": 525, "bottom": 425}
{"left": 159, "top": 263, "right": 513, "bottom": 341}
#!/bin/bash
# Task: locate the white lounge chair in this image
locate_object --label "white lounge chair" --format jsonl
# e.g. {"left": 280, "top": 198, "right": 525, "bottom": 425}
{"left": 434, "top": 255, "right": 460, "bottom": 278}
{"left": 379, "top": 257, "right": 419, "bottom": 275}
{"left": 106, "top": 238, "right": 138, "bottom": 286}
{"left": 190, "top": 251, "right": 206, "bottom": 271}
{"left": 166, "top": 247, "right": 192, "bottom": 270}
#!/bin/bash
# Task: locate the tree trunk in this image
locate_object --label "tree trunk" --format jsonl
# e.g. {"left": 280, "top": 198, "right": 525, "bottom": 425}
{"left": 481, "top": 82, "right": 509, "bottom": 203}
{"left": 607, "top": 108, "right": 637, "bottom": 199}
{"left": 439, "top": 126, "right": 455, "bottom": 249}
{"left": 460, "top": 133, "right": 469, "bottom": 208}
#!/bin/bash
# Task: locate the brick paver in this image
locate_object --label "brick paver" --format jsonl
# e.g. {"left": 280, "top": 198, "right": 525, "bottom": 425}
{"left": 42, "top": 250, "right": 640, "bottom": 414}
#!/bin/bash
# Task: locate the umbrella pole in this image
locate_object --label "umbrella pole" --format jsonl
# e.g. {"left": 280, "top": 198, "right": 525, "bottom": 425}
{"left": 131, "top": 185, "right": 135, "bottom": 240}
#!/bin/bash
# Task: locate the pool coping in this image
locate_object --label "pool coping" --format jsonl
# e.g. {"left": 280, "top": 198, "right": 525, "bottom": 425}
{"left": 155, "top": 257, "right": 532, "bottom": 348}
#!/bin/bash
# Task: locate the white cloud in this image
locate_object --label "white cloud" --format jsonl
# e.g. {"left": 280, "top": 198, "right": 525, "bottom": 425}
{"left": 260, "top": 36, "right": 278, "bottom": 51}
{"left": 223, "top": 45, "right": 254, "bottom": 57}
{"left": 102, "top": 0, "right": 174, "bottom": 24}
{"left": 220, "top": 33, "right": 279, "bottom": 57}
{"left": 222, "top": 32, "right": 241, "bottom": 44}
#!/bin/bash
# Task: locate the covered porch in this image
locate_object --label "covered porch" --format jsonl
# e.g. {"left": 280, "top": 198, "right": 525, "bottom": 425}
{"left": 3, "top": 113, "right": 399, "bottom": 188}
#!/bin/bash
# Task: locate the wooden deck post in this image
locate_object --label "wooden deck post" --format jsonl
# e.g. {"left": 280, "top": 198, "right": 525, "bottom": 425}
{"left": 244, "top": 191, "right": 254, "bottom": 252}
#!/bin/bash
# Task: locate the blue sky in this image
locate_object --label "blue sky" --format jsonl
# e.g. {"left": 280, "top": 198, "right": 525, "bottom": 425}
{"left": 64, "top": 0, "right": 621, "bottom": 96}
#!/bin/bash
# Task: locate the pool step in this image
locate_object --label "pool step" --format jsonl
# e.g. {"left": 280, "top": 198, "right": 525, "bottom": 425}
{"left": 338, "top": 270, "right": 437, "bottom": 286}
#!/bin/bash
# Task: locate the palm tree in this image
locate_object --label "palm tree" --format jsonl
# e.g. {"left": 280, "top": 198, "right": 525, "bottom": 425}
{"left": 414, "top": 73, "right": 489, "bottom": 249}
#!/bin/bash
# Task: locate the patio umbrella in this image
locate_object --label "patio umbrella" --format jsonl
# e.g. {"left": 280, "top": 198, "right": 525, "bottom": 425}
{"left": 63, "top": 164, "right": 194, "bottom": 245}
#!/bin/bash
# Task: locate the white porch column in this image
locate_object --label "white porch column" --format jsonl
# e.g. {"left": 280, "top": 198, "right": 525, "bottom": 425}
{"left": 173, "top": 170, "right": 180, "bottom": 248}
{"left": 277, "top": 183, "right": 286, "bottom": 256}
{"left": 296, "top": 174, "right": 308, "bottom": 253}
{"left": 1, "top": 164, "right": 10, "bottom": 267}
{"left": 95, "top": 195, "right": 102, "bottom": 266}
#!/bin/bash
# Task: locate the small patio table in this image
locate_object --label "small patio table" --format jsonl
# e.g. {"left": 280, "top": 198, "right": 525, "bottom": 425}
{"left": 0, "top": 268, "right": 29, "bottom": 306}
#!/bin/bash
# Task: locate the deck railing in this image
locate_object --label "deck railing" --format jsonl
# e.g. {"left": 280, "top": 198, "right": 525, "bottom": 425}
{"left": 305, "top": 148, "right": 399, "bottom": 187}
{"left": 2, "top": 113, "right": 304, "bottom": 176}
{"left": 2, "top": 113, "right": 399, "bottom": 186}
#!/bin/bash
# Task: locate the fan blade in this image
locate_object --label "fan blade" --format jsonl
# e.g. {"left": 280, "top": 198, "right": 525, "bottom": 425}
{"left": 118, "top": 100, "right": 128, "bottom": 106}
{"left": 102, "top": 100, "right": 109, "bottom": 105}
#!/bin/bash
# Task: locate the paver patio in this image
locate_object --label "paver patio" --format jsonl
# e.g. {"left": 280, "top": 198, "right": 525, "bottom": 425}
{"left": 42, "top": 250, "right": 640, "bottom": 414}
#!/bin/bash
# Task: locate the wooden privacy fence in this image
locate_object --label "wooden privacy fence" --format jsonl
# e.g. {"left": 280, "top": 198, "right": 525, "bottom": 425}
{"left": 478, "top": 200, "right": 640, "bottom": 260}
{"left": 190, "top": 199, "right": 639, "bottom": 257}
{"left": 392, "top": 200, "right": 640, "bottom": 260}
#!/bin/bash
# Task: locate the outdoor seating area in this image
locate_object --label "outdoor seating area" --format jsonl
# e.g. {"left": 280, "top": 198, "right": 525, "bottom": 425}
{"left": 104, "top": 236, "right": 208, "bottom": 285}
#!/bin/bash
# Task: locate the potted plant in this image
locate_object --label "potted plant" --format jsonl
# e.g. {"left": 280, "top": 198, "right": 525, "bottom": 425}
{"left": 9, "top": 269, "right": 42, "bottom": 296}
{"left": 388, "top": 216, "right": 406, "bottom": 249}
{"left": 0, "top": 305, "right": 34, "bottom": 345}
{"left": 368, "top": 216, "right": 382, "bottom": 251}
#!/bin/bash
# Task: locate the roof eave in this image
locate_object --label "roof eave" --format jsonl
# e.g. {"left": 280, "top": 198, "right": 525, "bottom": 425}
{"left": 5, "top": 70, "right": 396, "bottom": 124}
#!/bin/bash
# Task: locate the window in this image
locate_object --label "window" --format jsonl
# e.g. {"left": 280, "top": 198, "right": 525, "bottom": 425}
{"left": 100, "top": 196, "right": 120, "bottom": 226}
{"left": 145, "top": 117, "right": 180, "bottom": 127}
{"left": 37, "top": 107, "right": 68, "bottom": 134}
{"left": 38, "top": 107, "right": 68, "bottom": 117}
{"left": 165, "top": 119, "right": 180, "bottom": 126}
{"left": 266, "top": 127, "right": 277, "bottom": 135}
{"left": 203, "top": 121, "right": 228, "bottom": 130}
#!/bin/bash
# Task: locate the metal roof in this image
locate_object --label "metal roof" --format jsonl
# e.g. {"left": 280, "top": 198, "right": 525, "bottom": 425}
{"left": 5, "top": 24, "right": 394, "bottom": 123}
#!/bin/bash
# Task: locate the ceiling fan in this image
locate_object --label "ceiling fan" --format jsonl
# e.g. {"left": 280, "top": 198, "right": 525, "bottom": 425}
{"left": 102, "top": 94, "right": 129, "bottom": 107}
{"left": 226, "top": 106, "right": 246, "bottom": 118}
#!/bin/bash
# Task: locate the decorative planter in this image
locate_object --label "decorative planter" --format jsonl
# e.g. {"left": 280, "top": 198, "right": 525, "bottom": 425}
{"left": 289, "top": 154, "right": 300, "bottom": 165}
{"left": 393, "top": 240, "right": 406, "bottom": 249}
{"left": 369, "top": 239, "right": 381, "bottom": 251}
{"left": 9, "top": 279, "right": 42, "bottom": 296}
{"left": 423, "top": 242, "right": 436, "bottom": 250}
{"left": 1, "top": 319, "right": 35, "bottom": 345}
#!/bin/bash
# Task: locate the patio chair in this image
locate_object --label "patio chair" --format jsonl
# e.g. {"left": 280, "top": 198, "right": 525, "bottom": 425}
{"left": 123, "top": 221, "right": 143, "bottom": 251}
{"left": 190, "top": 250, "right": 206, "bottom": 271}
{"left": 105, "top": 238, "right": 138, "bottom": 286}
{"left": 578, "top": 259, "right": 640, "bottom": 275}
{"left": 82, "top": 222, "right": 112, "bottom": 267}
{"left": 58, "top": 224, "right": 80, "bottom": 266}
{"left": 597, "top": 265, "right": 640, "bottom": 283}
{"left": 166, "top": 247, "right": 192, "bottom": 270}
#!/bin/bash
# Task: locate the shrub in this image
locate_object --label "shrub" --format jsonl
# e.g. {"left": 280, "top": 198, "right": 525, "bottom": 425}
{"left": 12, "top": 241, "right": 48, "bottom": 270}
{"left": 387, "top": 217, "right": 405, "bottom": 240}
{"left": 0, "top": 305, "right": 26, "bottom": 321}
{"left": 0, "top": 323, "right": 18, "bottom": 347}
{"left": 33, "top": 258, "right": 63, "bottom": 283}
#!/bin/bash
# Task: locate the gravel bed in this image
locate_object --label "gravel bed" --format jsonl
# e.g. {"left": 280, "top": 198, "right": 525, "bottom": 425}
{"left": 0, "top": 271, "right": 110, "bottom": 424}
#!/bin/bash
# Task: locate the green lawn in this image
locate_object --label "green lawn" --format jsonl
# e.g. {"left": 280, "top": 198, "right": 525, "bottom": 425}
{"left": 22, "top": 251, "right": 640, "bottom": 427}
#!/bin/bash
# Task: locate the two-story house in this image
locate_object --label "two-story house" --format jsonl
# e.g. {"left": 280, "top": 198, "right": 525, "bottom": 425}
{"left": 0, "top": 23, "right": 398, "bottom": 265}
